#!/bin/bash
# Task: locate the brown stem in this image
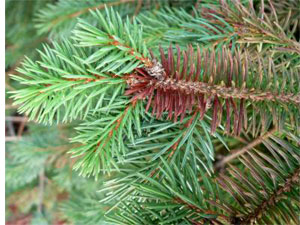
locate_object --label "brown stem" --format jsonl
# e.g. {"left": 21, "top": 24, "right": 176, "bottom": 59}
{"left": 238, "top": 167, "right": 300, "bottom": 225}
{"left": 153, "top": 78, "right": 300, "bottom": 106}
{"left": 174, "top": 197, "right": 229, "bottom": 224}
{"left": 93, "top": 101, "right": 136, "bottom": 153}
{"left": 17, "top": 117, "right": 28, "bottom": 137}
{"left": 215, "top": 128, "right": 277, "bottom": 169}
{"left": 36, "top": 74, "right": 117, "bottom": 93}
{"left": 132, "top": 0, "right": 142, "bottom": 19}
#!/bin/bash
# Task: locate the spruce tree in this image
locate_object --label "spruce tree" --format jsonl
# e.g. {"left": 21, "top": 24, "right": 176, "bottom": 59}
{"left": 7, "top": 0, "right": 300, "bottom": 224}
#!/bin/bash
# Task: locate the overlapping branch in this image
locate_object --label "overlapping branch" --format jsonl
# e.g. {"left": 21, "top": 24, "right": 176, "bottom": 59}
{"left": 238, "top": 167, "right": 300, "bottom": 225}
{"left": 126, "top": 45, "right": 300, "bottom": 134}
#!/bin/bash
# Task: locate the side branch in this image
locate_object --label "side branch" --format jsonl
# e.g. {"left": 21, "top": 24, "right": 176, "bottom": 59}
{"left": 37, "top": 73, "right": 122, "bottom": 92}
{"left": 215, "top": 128, "right": 277, "bottom": 169}
{"left": 238, "top": 167, "right": 300, "bottom": 225}
{"left": 50, "top": 0, "right": 135, "bottom": 28}
{"left": 174, "top": 197, "right": 229, "bottom": 224}
{"left": 108, "top": 35, "right": 152, "bottom": 67}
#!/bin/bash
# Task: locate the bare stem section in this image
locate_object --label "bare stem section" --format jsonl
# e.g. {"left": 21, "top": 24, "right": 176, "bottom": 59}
{"left": 153, "top": 78, "right": 300, "bottom": 105}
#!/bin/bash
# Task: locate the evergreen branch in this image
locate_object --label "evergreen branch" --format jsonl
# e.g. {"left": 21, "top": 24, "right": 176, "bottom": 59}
{"left": 132, "top": 71, "right": 300, "bottom": 104}
{"left": 217, "top": 0, "right": 300, "bottom": 54}
{"left": 126, "top": 45, "right": 300, "bottom": 134}
{"left": 174, "top": 197, "right": 230, "bottom": 224}
{"left": 11, "top": 8, "right": 153, "bottom": 125}
{"left": 59, "top": 189, "right": 106, "bottom": 224}
{"left": 73, "top": 7, "right": 151, "bottom": 73}
{"left": 101, "top": 131, "right": 300, "bottom": 224}
{"left": 137, "top": 0, "right": 300, "bottom": 63}
{"left": 69, "top": 103, "right": 216, "bottom": 177}
{"left": 216, "top": 132, "right": 300, "bottom": 225}
{"left": 10, "top": 40, "right": 126, "bottom": 124}
{"left": 137, "top": 6, "right": 231, "bottom": 48}
{"left": 264, "top": 0, "right": 300, "bottom": 38}
{"left": 104, "top": 160, "right": 226, "bottom": 224}
{"left": 51, "top": 0, "right": 134, "bottom": 28}
{"left": 7, "top": 1, "right": 300, "bottom": 223}
{"left": 35, "top": 0, "right": 136, "bottom": 37}
{"left": 6, "top": 127, "right": 70, "bottom": 188}
{"left": 237, "top": 167, "right": 300, "bottom": 225}
{"left": 69, "top": 100, "right": 145, "bottom": 176}
{"left": 5, "top": 0, "right": 49, "bottom": 67}
{"left": 215, "top": 128, "right": 277, "bottom": 169}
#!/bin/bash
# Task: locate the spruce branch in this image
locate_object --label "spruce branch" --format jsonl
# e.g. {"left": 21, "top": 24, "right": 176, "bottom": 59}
{"left": 232, "top": 166, "right": 300, "bottom": 225}
{"left": 216, "top": 132, "right": 300, "bottom": 225}
{"left": 35, "top": 0, "right": 136, "bottom": 37}
{"left": 127, "top": 45, "right": 300, "bottom": 134}
{"left": 50, "top": 0, "right": 135, "bottom": 27}
{"left": 215, "top": 128, "right": 277, "bottom": 170}
{"left": 69, "top": 100, "right": 145, "bottom": 177}
{"left": 8, "top": 1, "right": 300, "bottom": 224}
{"left": 132, "top": 71, "right": 300, "bottom": 104}
{"left": 6, "top": 127, "right": 71, "bottom": 188}
{"left": 137, "top": 0, "right": 300, "bottom": 62}
{"left": 10, "top": 39, "right": 126, "bottom": 124}
{"left": 5, "top": 0, "right": 49, "bottom": 67}
{"left": 217, "top": 0, "right": 300, "bottom": 54}
{"left": 101, "top": 130, "right": 299, "bottom": 225}
{"left": 13, "top": 7, "right": 300, "bottom": 131}
{"left": 174, "top": 197, "right": 230, "bottom": 224}
{"left": 265, "top": 0, "right": 300, "bottom": 38}
{"left": 73, "top": 7, "right": 152, "bottom": 72}
{"left": 11, "top": 5, "right": 300, "bottom": 176}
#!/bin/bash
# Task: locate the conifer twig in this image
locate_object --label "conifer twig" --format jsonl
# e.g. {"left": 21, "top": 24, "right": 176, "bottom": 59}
{"left": 49, "top": 0, "right": 135, "bottom": 29}
{"left": 133, "top": 0, "right": 142, "bottom": 18}
{"left": 174, "top": 197, "right": 229, "bottom": 223}
{"left": 132, "top": 76, "right": 300, "bottom": 105}
{"left": 215, "top": 128, "right": 277, "bottom": 169}
{"left": 238, "top": 167, "right": 300, "bottom": 225}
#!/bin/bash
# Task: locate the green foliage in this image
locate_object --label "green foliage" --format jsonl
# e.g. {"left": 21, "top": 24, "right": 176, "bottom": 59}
{"left": 5, "top": 0, "right": 53, "bottom": 68}
{"left": 5, "top": 124, "right": 106, "bottom": 224}
{"left": 73, "top": 7, "right": 150, "bottom": 73}
{"left": 59, "top": 190, "right": 107, "bottom": 225}
{"left": 35, "top": 0, "right": 174, "bottom": 39}
{"left": 103, "top": 132, "right": 299, "bottom": 225}
{"left": 6, "top": 131, "right": 56, "bottom": 189}
{"left": 7, "top": 0, "right": 300, "bottom": 224}
{"left": 10, "top": 40, "right": 124, "bottom": 124}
